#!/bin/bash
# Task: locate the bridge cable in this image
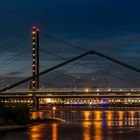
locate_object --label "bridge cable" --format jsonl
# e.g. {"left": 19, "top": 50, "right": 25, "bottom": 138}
{"left": 103, "top": 56, "right": 140, "bottom": 86}
{"left": 3, "top": 64, "right": 31, "bottom": 82}
{"left": 40, "top": 33, "right": 140, "bottom": 75}
{"left": 0, "top": 51, "right": 93, "bottom": 92}
{"left": 40, "top": 49, "right": 140, "bottom": 86}
{"left": 1, "top": 36, "right": 30, "bottom": 64}
{"left": 40, "top": 33, "right": 86, "bottom": 52}
{"left": 39, "top": 63, "right": 78, "bottom": 87}
{"left": 0, "top": 48, "right": 31, "bottom": 69}
{"left": 41, "top": 33, "right": 140, "bottom": 73}
{"left": 0, "top": 33, "right": 30, "bottom": 52}
{"left": 1, "top": 49, "right": 140, "bottom": 92}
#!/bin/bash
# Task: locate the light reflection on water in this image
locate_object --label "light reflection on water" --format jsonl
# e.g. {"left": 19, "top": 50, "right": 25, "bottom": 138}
{"left": 29, "top": 124, "right": 45, "bottom": 140}
{"left": 31, "top": 110, "right": 140, "bottom": 127}
{"left": 1, "top": 110, "right": 140, "bottom": 140}
{"left": 82, "top": 121, "right": 91, "bottom": 140}
{"left": 51, "top": 123, "right": 57, "bottom": 140}
{"left": 30, "top": 110, "right": 140, "bottom": 140}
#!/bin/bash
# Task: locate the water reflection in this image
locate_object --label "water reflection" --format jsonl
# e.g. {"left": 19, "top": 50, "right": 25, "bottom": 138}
{"left": 1, "top": 110, "right": 140, "bottom": 140}
{"left": 93, "top": 121, "right": 102, "bottom": 140}
{"left": 51, "top": 123, "right": 57, "bottom": 140}
{"left": 29, "top": 123, "right": 58, "bottom": 140}
{"left": 118, "top": 111, "right": 124, "bottom": 127}
{"left": 94, "top": 111, "right": 102, "bottom": 121}
{"left": 32, "top": 111, "right": 140, "bottom": 127}
{"left": 130, "top": 111, "right": 134, "bottom": 126}
{"left": 31, "top": 111, "right": 44, "bottom": 120}
{"left": 31, "top": 110, "right": 140, "bottom": 127}
{"left": 82, "top": 111, "right": 91, "bottom": 140}
{"left": 83, "top": 111, "right": 91, "bottom": 120}
{"left": 106, "top": 111, "right": 113, "bottom": 126}
{"left": 29, "top": 124, "right": 46, "bottom": 140}
{"left": 82, "top": 121, "right": 91, "bottom": 140}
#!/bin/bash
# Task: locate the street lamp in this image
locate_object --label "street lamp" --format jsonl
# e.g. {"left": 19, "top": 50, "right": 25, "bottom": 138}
{"left": 85, "top": 88, "right": 89, "bottom": 92}
{"left": 52, "top": 106, "right": 56, "bottom": 119}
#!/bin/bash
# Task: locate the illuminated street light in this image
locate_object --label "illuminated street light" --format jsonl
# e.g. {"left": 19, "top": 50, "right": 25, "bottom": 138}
{"left": 53, "top": 106, "right": 56, "bottom": 110}
{"left": 108, "top": 88, "right": 111, "bottom": 92}
{"left": 96, "top": 89, "right": 100, "bottom": 92}
{"left": 85, "top": 88, "right": 89, "bottom": 92}
{"left": 52, "top": 106, "right": 56, "bottom": 119}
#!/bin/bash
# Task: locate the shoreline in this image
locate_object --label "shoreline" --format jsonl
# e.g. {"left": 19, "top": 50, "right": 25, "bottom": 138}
{"left": 0, "top": 118, "right": 65, "bottom": 131}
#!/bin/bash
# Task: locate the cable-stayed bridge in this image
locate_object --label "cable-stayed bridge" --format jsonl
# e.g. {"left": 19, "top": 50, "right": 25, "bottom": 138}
{"left": 0, "top": 26, "right": 140, "bottom": 110}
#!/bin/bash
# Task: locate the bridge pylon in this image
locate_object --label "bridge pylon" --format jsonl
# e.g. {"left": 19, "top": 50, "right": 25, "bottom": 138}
{"left": 31, "top": 26, "right": 39, "bottom": 90}
{"left": 31, "top": 26, "right": 40, "bottom": 110}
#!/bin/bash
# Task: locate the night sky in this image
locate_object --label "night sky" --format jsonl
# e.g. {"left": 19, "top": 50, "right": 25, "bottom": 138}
{"left": 0, "top": 0, "right": 140, "bottom": 88}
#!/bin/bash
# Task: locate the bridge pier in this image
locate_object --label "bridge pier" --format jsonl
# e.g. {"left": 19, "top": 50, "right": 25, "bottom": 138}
{"left": 33, "top": 96, "right": 39, "bottom": 111}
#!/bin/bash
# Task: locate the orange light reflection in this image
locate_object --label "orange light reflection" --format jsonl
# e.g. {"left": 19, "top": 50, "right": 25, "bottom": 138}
{"left": 93, "top": 119, "right": 102, "bottom": 140}
{"left": 31, "top": 111, "right": 43, "bottom": 120}
{"left": 51, "top": 123, "right": 58, "bottom": 140}
{"left": 83, "top": 111, "right": 91, "bottom": 120}
{"left": 118, "top": 111, "right": 124, "bottom": 127}
{"left": 30, "top": 124, "right": 45, "bottom": 140}
{"left": 82, "top": 121, "right": 91, "bottom": 140}
{"left": 94, "top": 111, "right": 102, "bottom": 121}
{"left": 106, "top": 111, "right": 113, "bottom": 127}
{"left": 130, "top": 111, "right": 135, "bottom": 126}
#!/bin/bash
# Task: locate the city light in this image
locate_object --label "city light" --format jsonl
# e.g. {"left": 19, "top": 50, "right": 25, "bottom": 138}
{"left": 32, "top": 31, "right": 36, "bottom": 34}
{"left": 96, "top": 89, "right": 100, "bottom": 92}
{"left": 85, "top": 88, "right": 89, "bottom": 92}
{"left": 108, "top": 88, "right": 111, "bottom": 92}
{"left": 46, "top": 98, "right": 52, "bottom": 103}
{"left": 53, "top": 106, "right": 56, "bottom": 110}
{"left": 37, "top": 28, "right": 40, "bottom": 32}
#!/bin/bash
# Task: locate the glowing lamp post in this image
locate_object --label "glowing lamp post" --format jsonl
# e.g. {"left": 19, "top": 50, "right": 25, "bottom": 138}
{"left": 52, "top": 106, "right": 56, "bottom": 119}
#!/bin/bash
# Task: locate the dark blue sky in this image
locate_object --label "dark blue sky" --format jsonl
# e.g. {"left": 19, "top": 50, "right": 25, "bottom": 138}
{"left": 0, "top": 1, "right": 140, "bottom": 53}
{"left": 0, "top": 0, "right": 140, "bottom": 88}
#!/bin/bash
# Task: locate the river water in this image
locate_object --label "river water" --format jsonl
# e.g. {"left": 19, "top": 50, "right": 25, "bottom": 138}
{"left": 1, "top": 110, "right": 140, "bottom": 140}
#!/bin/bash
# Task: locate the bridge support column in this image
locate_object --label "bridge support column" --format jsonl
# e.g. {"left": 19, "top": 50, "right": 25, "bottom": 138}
{"left": 31, "top": 26, "right": 39, "bottom": 90}
{"left": 31, "top": 26, "right": 40, "bottom": 111}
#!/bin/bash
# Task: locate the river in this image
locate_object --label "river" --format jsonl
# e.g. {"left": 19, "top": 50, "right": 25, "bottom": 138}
{"left": 1, "top": 110, "right": 140, "bottom": 140}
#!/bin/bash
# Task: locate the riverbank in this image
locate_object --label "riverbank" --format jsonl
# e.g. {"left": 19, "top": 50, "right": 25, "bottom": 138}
{"left": 0, "top": 118, "right": 65, "bottom": 131}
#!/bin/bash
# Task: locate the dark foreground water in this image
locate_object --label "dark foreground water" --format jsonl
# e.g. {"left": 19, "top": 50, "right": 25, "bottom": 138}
{"left": 1, "top": 110, "right": 140, "bottom": 140}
